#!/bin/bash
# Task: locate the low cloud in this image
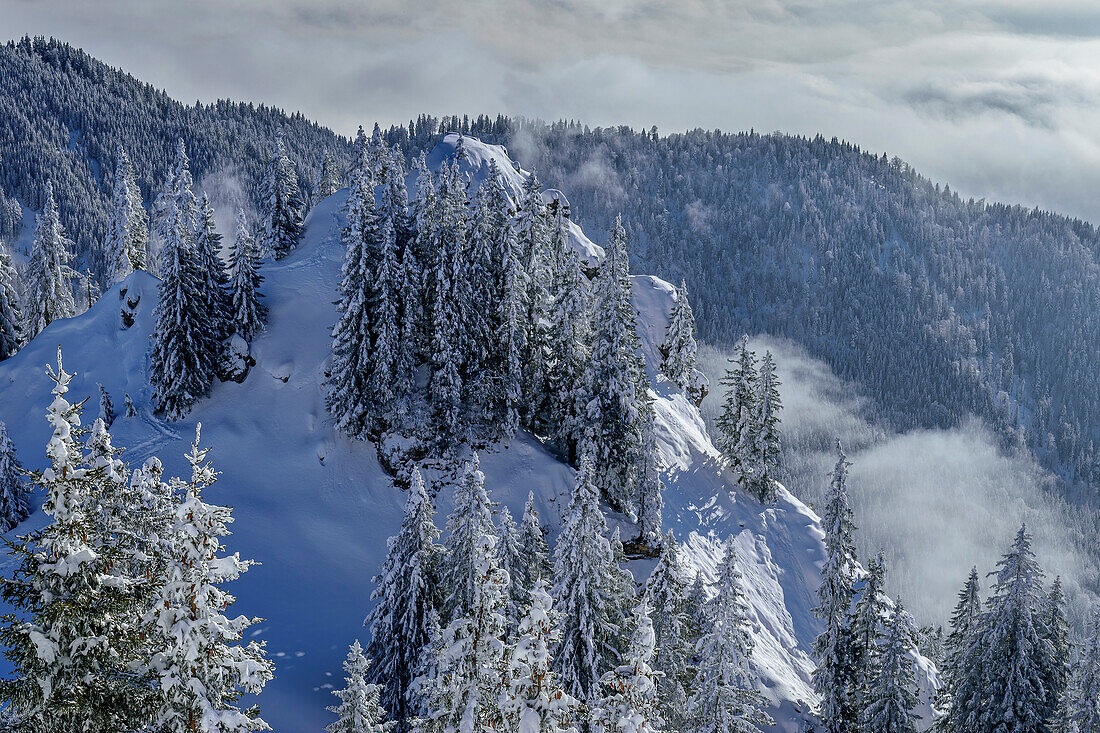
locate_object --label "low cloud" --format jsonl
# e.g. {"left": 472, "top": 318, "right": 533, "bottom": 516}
{"left": 699, "top": 337, "right": 1099, "bottom": 628}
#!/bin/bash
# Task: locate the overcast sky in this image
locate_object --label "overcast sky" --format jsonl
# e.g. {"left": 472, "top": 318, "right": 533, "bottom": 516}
{"left": 7, "top": 0, "right": 1100, "bottom": 221}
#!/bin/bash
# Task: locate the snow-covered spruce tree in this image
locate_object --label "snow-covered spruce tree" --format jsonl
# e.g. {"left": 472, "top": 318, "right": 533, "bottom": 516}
{"left": 585, "top": 215, "right": 651, "bottom": 513}
{"left": 1041, "top": 577, "right": 1072, "bottom": 726}
{"left": 500, "top": 580, "right": 579, "bottom": 733}
{"left": 394, "top": 161, "right": 423, "bottom": 432}
{"left": 97, "top": 382, "right": 116, "bottom": 427}
{"left": 369, "top": 198, "right": 401, "bottom": 432}
{"left": 146, "top": 425, "right": 273, "bottom": 732}
{"left": 327, "top": 640, "right": 388, "bottom": 733}
{"left": 635, "top": 415, "right": 664, "bottom": 547}
{"left": 590, "top": 602, "right": 664, "bottom": 733}
{"left": 1072, "top": 609, "right": 1100, "bottom": 732}
{"left": 228, "top": 209, "right": 267, "bottom": 341}
{"left": 461, "top": 186, "right": 499, "bottom": 430}
{"left": 488, "top": 170, "right": 525, "bottom": 442}
{"left": 850, "top": 552, "right": 888, "bottom": 716}
{"left": 365, "top": 468, "right": 443, "bottom": 733}
{"left": 314, "top": 151, "right": 343, "bottom": 205}
{"left": 429, "top": 163, "right": 469, "bottom": 449}
{"left": 0, "top": 350, "right": 151, "bottom": 730}
{"left": 660, "top": 280, "right": 698, "bottom": 392}
{"left": 545, "top": 213, "right": 591, "bottom": 463}
{"left": 687, "top": 573, "right": 709, "bottom": 641}
{"left": 942, "top": 566, "right": 981, "bottom": 695}
{"left": 23, "top": 180, "right": 76, "bottom": 340}
{"left": 441, "top": 453, "right": 497, "bottom": 620}
{"left": 196, "top": 193, "right": 231, "bottom": 339}
{"left": 553, "top": 444, "right": 622, "bottom": 705}
{"left": 0, "top": 422, "right": 29, "bottom": 532}
{"left": 498, "top": 506, "right": 525, "bottom": 634}
{"left": 422, "top": 527, "right": 508, "bottom": 732}
{"left": 516, "top": 492, "right": 553, "bottom": 602}
{"left": 515, "top": 173, "right": 551, "bottom": 430}
{"left": 945, "top": 525, "right": 1050, "bottom": 733}
{"left": 328, "top": 170, "right": 379, "bottom": 438}
{"left": 643, "top": 532, "right": 693, "bottom": 729}
{"left": 747, "top": 351, "right": 781, "bottom": 503}
{"left": 105, "top": 145, "right": 148, "bottom": 283}
{"left": 348, "top": 126, "right": 370, "bottom": 189}
{"left": 716, "top": 336, "right": 757, "bottom": 486}
{"left": 150, "top": 175, "right": 221, "bottom": 420}
{"left": 812, "top": 440, "right": 859, "bottom": 733}
{"left": 260, "top": 135, "right": 305, "bottom": 260}
{"left": 123, "top": 391, "right": 136, "bottom": 418}
{"left": 858, "top": 603, "right": 920, "bottom": 733}
{"left": 685, "top": 539, "right": 772, "bottom": 733}
{"left": 0, "top": 241, "right": 22, "bottom": 360}
{"left": 155, "top": 138, "right": 199, "bottom": 250}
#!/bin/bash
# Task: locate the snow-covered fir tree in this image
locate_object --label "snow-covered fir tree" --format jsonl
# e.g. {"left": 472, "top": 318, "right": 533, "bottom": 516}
{"left": 461, "top": 186, "right": 500, "bottom": 428}
{"left": 260, "top": 135, "right": 304, "bottom": 260}
{"left": 500, "top": 580, "right": 579, "bottom": 733}
{"left": 553, "top": 444, "right": 623, "bottom": 704}
{"left": 747, "top": 351, "right": 781, "bottom": 503}
{"left": 850, "top": 552, "right": 888, "bottom": 716}
{"left": 591, "top": 602, "right": 664, "bottom": 733}
{"left": 1041, "top": 577, "right": 1072, "bottom": 726}
{"left": 685, "top": 538, "right": 772, "bottom": 733}
{"left": 716, "top": 336, "right": 757, "bottom": 483}
{"left": 643, "top": 533, "right": 694, "bottom": 728}
{"left": 314, "top": 151, "right": 343, "bottom": 205}
{"left": 365, "top": 468, "right": 443, "bottom": 733}
{"left": 23, "top": 180, "right": 76, "bottom": 340}
{"left": 584, "top": 215, "right": 651, "bottom": 513}
{"left": 635, "top": 416, "right": 664, "bottom": 546}
{"left": 155, "top": 138, "right": 199, "bottom": 250}
{"left": 146, "top": 425, "right": 273, "bottom": 732}
{"left": 195, "top": 193, "right": 231, "bottom": 339}
{"left": 105, "top": 145, "right": 147, "bottom": 282}
{"left": 858, "top": 603, "right": 920, "bottom": 733}
{"left": 515, "top": 173, "right": 551, "bottom": 430}
{"left": 369, "top": 195, "right": 401, "bottom": 432}
{"left": 97, "top": 382, "right": 115, "bottom": 427}
{"left": 326, "top": 640, "right": 388, "bottom": 733}
{"left": 488, "top": 170, "right": 525, "bottom": 441}
{"left": 422, "top": 523, "right": 508, "bottom": 733}
{"left": 228, "top": 209, "right": 267, "bottom": 341}
{"left": 498, "top": 506, "right": 525, "bottom": 633}
{"left": 394, "top": 160, "right": 423, "bottom": 432}
{"left": 149, "top": 165, "right": 220, "bottom": 420}
{"left": 945, "top": 525, "right": 1051, "bottom": 733}
{"left": 942, "top": 566, "right": 981, "bottom": 695}
{"left": 327, "top": 169, "right": 378, "bottom": 437}
{"left": 687, "top": 573, "right": 709, "bottom": 640}
{"left": 1072, "top": 609, "right": 1100, "bottom": 733}
{"left": 0, "top": 422, "right": 29, "bottom": 532}
{"left": 516, "top": 492, "right": 553, "bottom": 603}
{"left": 812, "top": 440, "right": 859, "bottom": 733}
{"left": 441, "top": 453, "right": 497, "bottom": 620}
{"left": 0, "top": 350, "right": 151, "bottom": 730}
{"left": 123, "top": 391, "right": 136, "bottom": 418}
{"left": 0, "top": 241, "right": 22, "bottom": 360}
{"left": 660, "top": 280, "right": 698, "bottom": 393}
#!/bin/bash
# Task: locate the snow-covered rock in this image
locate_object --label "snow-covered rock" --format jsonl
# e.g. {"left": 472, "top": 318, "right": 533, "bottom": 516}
{"left": 0, "top": 135, "right": 938, "bottom": 730}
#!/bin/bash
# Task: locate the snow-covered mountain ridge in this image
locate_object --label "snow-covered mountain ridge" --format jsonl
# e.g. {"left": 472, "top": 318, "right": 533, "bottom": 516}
{"left": 0, "top": 135, "right": 937, "bottom": 731}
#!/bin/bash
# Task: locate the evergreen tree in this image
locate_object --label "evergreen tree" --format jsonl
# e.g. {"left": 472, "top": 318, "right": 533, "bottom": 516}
{"left": 812, "top": 440, "right": 859, "bottom": 733}
{"left": 943, "top": 566, "right": 981, "bottom": 694}
{"left": 97, "top": 382, "right": 116, "bottom": 427}
{"left": 747, "top": 351, "right": 781, "bottom": 503}
{"left": 394, "top": 188, "right": 423, "bottom": 432}
{"left": 146, "top": 426, "right": 274, "bottom": 732}
{"left": 442, "top": 453, "right": 498, "bottom": 620}
{"left": 195, "top": 193, "right": 231, "bottom": 339}
{"left": 0, "top": 241, "right": 22, "bottom": 360}
{"left": 515, "top": 173, "right": 550, "bottom": 430}
{"left": 660, "top": 280, "right": 698, "bottom": 392}
{"left": 716, "top": 336, "right": 758, "bottom": 489}
{"left": 149, "top": 168, "right": 220, "bottom": 420}
{"left": 498, "top": 507, "right": 525, "bottom": 634}
{"left": 123, "top": 392, "right": 136, "bottom": 418}
{"left": 327, "top": 170, "right": 378, "bottom": 438}
{"left": 850, "top": 553, "right": 888, "bottom": 716}
{"left": 0, "top": 422, "right": 29, "bottom": 532}
{"left": 105, "top": 145, "right": 147, "bottom": 282}
{"left": 1041, "top": 577, "right": 1072, "bottom": 728}
{"left": 0, "top": 350, "right": 150, "bottom": 731}
{"left": 228, "top": 209, "right": 267, "bottom": 341}
{"left": 315, "top": 152, "right": 343, "bottom": 204}
{"left": 155, "top": 138, "right": 199, "bottom": 250}
{"left": 260, "top": 135, "right": 304, "bottom": 260}
{"left": 516, "top": 492, "right": 553, "bottom": 602}
{"left": 858, "top": 603, "right": 920, "bottom": 733}
{"left": 1072, "top": 609, "right": 1100, "bottom": 733}
{"left": 643, "top": 533, "right": 693, "bottom": 729}
{"left": 635, "top": 416, "right": 664, "bottom": 546}
{"left": 591, "top": 603, "right": 664, "bottom": 733}
{"left": 365, "top": 468, "right": 442, "bottom": 733}
{"left": 461, "top": 187, "right": 499, "bottom": 429}
{"left": 326, "top": 640, "right": 388, "bottom": 733}
{"left": 500, "top": 581, "right": 579, "bottom": 733}
{"left": 490, "top": 172, "right": 525, "bottom": 442}
{"left": 553, "top": 444, "right": 622, "bottom": 704}
{"left": 685, "top": 539, "right": 772, "bottom": 733}
{"left": 369, "top": 200, "right": 401, "bottom": 432}
{"left": 23, "top": 180, "right": 76, "bottom": 339}
{"left": 687, "top": 573, "right": 709, "bottom": 640}
{"left": 585, "top": 215, "right": 651, "bottom": 513}
{"left": 946, "top": 525, "right": 1050, "bottom": 733}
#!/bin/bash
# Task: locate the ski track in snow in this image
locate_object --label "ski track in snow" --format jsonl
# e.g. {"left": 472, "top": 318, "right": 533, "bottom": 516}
{"left": 0, "top": 135, "right": 938, "bottom": 731}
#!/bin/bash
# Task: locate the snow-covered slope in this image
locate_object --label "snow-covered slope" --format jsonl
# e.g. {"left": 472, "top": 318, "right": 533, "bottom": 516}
{"left": 0, "top": 136, "right": 936, "bottom": 731}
